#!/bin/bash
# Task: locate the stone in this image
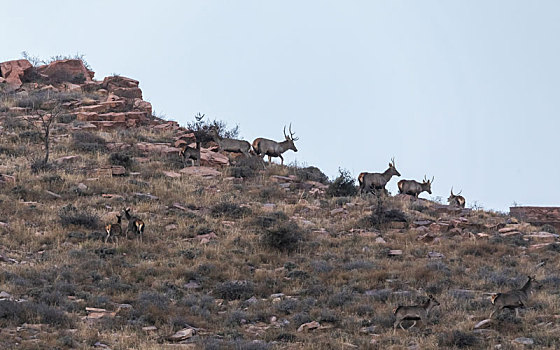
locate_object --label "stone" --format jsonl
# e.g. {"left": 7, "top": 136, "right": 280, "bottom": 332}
{"left": 330, "top": 208, "right": 346, "bottom": 216}
{"left": 200, "top": 148, "right": 229, "bottom": 166}
{"left": 77, "top": 104, "right": 109, "bottom": 113}
{"left": 524, "top": 232, "right": 559, "bottom": 240}
{"left": 36, "top": 59, "right": 93, "bottom": 83}
{"left": 134, "top": 192, "right": 159, "bottom": 201}
{"left": 168, "top": 328, "right": 195, "bottom": 341}
{"left": 428, "top": 251, "right": 445, "bottom": 259}
{"left": 512, "top": 337, "right": 534, "bottom": 345}
{"left": 54, "top": 155, "right": 82, "bottom": 165}
{"left": 102, "top": 75, "right": 139, "bottom": 89}
{"left": 111, "top": 166, "right": 126, "bottom": 176}
{"left": 142, "top": 326, "right": 158, "bottom": 332}
{"left": 262, "top": 203, "right": 276, "bottom": 211}
{"left": 0, "top": 174, "right": 16, "bottom": 185}
{"left": 0, "top": 291, "right": 13, "bottom": 300}
{"left": 163, "top": 171, "right": 182, "bottom": 178}
{"left": 375, "top": 237, "right": 386, "bottom": 244}
{"left": 388, "top": 249, "right": 402, "bottom": 256}
{"left": 297, "top": 321, "right": 320, "bottom": 332}
{"left": 179, "top": 166, "right": 221, "bottom": 177}
{"left": 0, "top": 59, "right": 32, "bottom": 87}
{"left": 474, "top": 319, "right": 492, "bottom": 329}
{"left": 165, "top": 224, "right": 178, "bottom": 231}
{"left": 133, "top": 98, "right": 152, "bottom": 116}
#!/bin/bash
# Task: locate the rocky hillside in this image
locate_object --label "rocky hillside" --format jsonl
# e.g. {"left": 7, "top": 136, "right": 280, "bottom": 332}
{"left": 1, "top": 58, "right": 559, "bottom": 349}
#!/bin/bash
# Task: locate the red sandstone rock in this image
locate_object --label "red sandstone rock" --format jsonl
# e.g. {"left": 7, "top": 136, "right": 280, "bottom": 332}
{"left": 102, "top": 76, "right": 139, "bottom": 89}
{"left": 200, "top": 149, "right": 229, "bottom": 166}
{"left": 0, "top": 59, "right": 32, "bottom": 88}
{"left": 133, "top": 98, "right": 152, "bottom": 116}
{"left": 179, "top": 166, "right": 222, "bottom": 177}
{"left": 36, "top": 59, "right": 93, "bottom": 83}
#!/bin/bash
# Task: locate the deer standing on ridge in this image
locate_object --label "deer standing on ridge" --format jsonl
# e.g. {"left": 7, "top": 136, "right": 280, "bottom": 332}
{"left": 209, "top": 128, "right": 252, "bottom": 157}
{"left": 179, "top": 141, "right": 201, "bottom": 167}
{"left": 398, "top": 176, "right": 434, "bottom": 198}
{"left": 448, "top": 187, "right": 466, "bottom": 208}
{"left": 489, "top": 276, "right": 540, "bottom": 319}
{"left": 358, "top": 158, "right": 401, "bottom": 194}
{"left": 393, "top": 295, "right": 440, "bottom": 333}
{"left": 252, "top": 124, "right": 298, "bottom": 165}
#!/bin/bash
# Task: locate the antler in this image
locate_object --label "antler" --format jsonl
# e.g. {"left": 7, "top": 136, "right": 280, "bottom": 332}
{"left": 430, "top": 176, "right": 434, "bottom": 184}
{"left": 195, "top": 112, "right": 205, "bottom": 122}
{"left": 451, "top": 187, "right": 454, "bottom": 196}
{"left": 390, "top": 157, "right": 396, "bottom": 167}
{"left": 284, "top": 123, "right": 298, "bottom": 141}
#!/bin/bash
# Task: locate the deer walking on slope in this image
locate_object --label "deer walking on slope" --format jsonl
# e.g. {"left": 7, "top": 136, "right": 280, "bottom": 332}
{"left": 252, "top": 124, "right": 298, "bottom": 165}
{"left": 393, "top": 295, "right": 440, "bottom": 334}
{"left": 209, "top": 128, "right": 252, "bottom": 157}
{"left": 124, "top": 207, "right": 145, "bottom": 242}
{"left": 489, "top": 276, "right": 540, "bottom": 318}
{"left": 358, "top": 158, "right": 401, "bottom": 194}
{"left": 105, "top": 214, "right": 122, "bottom": 244}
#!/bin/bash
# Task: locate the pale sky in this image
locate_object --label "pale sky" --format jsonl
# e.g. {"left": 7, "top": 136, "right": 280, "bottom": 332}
{"left": 2, "top": 1, "right": 559, "bottom": 211}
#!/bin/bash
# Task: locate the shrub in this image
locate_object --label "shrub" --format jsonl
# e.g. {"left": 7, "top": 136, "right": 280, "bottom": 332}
{"left": 57, "top": 113, "right": 76, "bottom": 124}
{"left": 326, "top": 168, "right": 357, "bottom": 197}
{"left": 228, "top": 155, "right": 263, "bottom": 178}
{"left": 261, "top": 221, "right": 304, "bottom": 252}
{"left": 296, "top": 166, "right": 329, "bottom": 184}
{"left": 215, "top": 280, "right": 254, "bottom": 301}
{"left": 31, "top": 158, "right": 55, "bottom": 174}
{"left": 210, "top": 202, "right": 251, "bottom": 218}
{"left": 438, "top": 330, "right": 480, "bottom": 348}
{"left": 186, "top": 114, "right": 240, "bottom": 146}
{"left": 0, "top": 300, "right": 73, "bottom": 328}
{"left": 109, "top": 152, "right": 134, "bottom": 169}
{"left": 72, "top": 131, "right": 107, "bottom": 153}
{"left": 252, "top": 211, "right": 288, "bottom": 229}
{"left": 541, "top": 224, "right": 557, "bottom": 234}
{"left": 59, "top": 204, "right": 99, "bottom": 229}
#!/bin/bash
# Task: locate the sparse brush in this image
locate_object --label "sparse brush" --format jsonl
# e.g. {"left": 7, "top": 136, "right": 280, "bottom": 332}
{"left": 261, "top": 221, "right": 304, "bottom": 252}
{"left": 326, "top": 168, "right": 357, "bottom": 197}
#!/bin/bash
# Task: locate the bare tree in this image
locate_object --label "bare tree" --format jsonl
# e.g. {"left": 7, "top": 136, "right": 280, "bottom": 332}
{"left": 24, "top": 104, "right": 60, "bottom": 165}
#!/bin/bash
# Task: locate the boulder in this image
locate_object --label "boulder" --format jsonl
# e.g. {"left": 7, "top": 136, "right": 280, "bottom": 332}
{"left": 179, "top": 166, "right": 221, "bottom": 177}
{"left": 133, "top": 98, "right": 152, "bottom": 116}
{"left": 200, "top": 148, "right": 229, "bottom": 166}
{"left": 136, "top": 142, "right": 181, "bottom": 155}
{"left": 0, "top": 59, "right": 32, "bottom": 88}
{"left": 102, "top": 75, "right": 139, "bottom": 89}
{"left": 36, "top": 59, "right": 93, "bottom": 83}
{"left": 54, "top": 155, "right": 82, "bottom": 165}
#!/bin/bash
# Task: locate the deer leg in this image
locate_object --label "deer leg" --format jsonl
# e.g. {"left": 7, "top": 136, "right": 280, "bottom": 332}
{"left": 515, "top": 308, "right": 519, "bottom": 318}
{"left": 409, "top": 321, "right": 417, "bottom": 329}
{"left": 400, "top": 322, "right": 406, "bottom": 331}
{"left": 279, "top": 155, "right": 284, "bottom": 166}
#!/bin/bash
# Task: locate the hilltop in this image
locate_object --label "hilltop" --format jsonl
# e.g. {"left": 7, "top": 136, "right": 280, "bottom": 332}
{"left": 1, "top": 57, "right": 559, "bottom": 349}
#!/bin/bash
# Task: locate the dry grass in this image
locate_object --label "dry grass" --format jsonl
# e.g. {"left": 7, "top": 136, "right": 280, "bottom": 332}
{"left": 0, "top": 86, "right": 559, "bottom": 349}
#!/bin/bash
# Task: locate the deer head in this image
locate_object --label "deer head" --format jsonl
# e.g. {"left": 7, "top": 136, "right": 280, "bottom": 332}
{"left": 388, "top": 157, "right": 401, "bottom": 177}
{"left": 422, "top": 175, "right": 434, "bottom": 194}
{"left": 283, "top": 123, "right": 299, "bottom": 152}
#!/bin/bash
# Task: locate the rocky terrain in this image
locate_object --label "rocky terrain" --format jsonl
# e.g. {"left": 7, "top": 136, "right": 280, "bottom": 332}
{"left": 1, "top": 57, "right": 559, "bottom": 349}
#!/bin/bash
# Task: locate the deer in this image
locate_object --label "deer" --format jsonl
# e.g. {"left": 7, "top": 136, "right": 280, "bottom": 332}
{"left": 104, "top": 214, "right": 122, "bottom": 244}
{"left": 489, "top": 276, "right": 540, "bottom": 319}
{"left": 209, "top": 128, "right": 251, "bottom": 157}
{"left": 448, "top": 187, "right": 466, "bottom": 208}
{"left": 398, "top": 176, "right": 434, "bottom": 198}
{"left": 252, "top": 124, "right": 298, "bottom": 165}
{"left": 124, "top": 207, "right": 145, "bottom": 242}
{"left": 179, "top": 141, "right": 201, "bottom": 167}
{"left": 393, "top": 295, "right": 440, "bottom": 334}
{"left": 358, "top": 158, "right": 401, "bottom": 194}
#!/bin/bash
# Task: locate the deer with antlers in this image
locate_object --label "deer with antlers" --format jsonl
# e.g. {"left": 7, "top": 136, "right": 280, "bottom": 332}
{"left": 398, "top": 176, "right": 434, "bottom": 198}
{"left": 252, "top": 124, "right": 299, "bottom": 165}
{"left": 448, "top": 187, "right": 466, "bottom": 208}
{"left": 358, "top": 158, "right": 401, "bottom": 194}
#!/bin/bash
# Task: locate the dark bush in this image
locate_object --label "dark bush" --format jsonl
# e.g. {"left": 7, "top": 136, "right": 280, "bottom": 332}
{"left": 215, "top": 280, "right": 254, "bottom": 301}
{"left": 109, "top": 152, "right": 134, "bottom": 169}
{"left": 261, "top": 221, "right": 304, "bottom": 252}
{"left": 296, "top": 166, "right": 329, "bottom": 184}
{"left": 541, "top": 224, "right": 557, "bottom": 234}
{"left": 228, "top": 155, "right": 263, "bottom": 178}
{"left": 326, "top": 168, "right": 357, "bottom": 197}
{"left": 57, "top": 113, "right": 76, "bottom": 124}
{"left": 59, "top": 204, "right": 99, "bottom": 229}
{"left": 438, "top": 330, "right": 480, "bottom": 348}
{"left": 31, "top": 158, "right": 55, "bottom": 174}
{"left": 132, "top": 292, "right": 171, "bottom": 325}
{"left": 72, "top": 131, "right": 107, "bottom": 153}
{"left": 252, "top": 211, "right": 288, "bottom": 229}
{"left": 210, "top": 202, "right": 251, "bottom": 218}
{"left": 19, "top": 130, "right": 43, "bottom": 143}
{"left": 0, "top": 300, "right": 73, "bottom": 328}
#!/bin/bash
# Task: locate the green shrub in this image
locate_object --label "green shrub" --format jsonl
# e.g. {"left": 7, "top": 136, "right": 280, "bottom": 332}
{"left": 261, "top": 221, "right": 304, "bottom": 252}
{"left": 326, "top": 168, "right": 357, "bottom": 197}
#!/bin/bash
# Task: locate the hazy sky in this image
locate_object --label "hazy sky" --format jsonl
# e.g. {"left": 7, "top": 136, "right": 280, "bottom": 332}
{"left": 2, "top": 1, "right": 559, "bottom": 211}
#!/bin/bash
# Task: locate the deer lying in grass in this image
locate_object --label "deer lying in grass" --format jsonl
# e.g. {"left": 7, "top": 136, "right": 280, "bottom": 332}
{"left": 124, "top": 207, "right": 145, "bottom": 242}
{"left": 252, "top": 124, "right": 298, "bottom": 165}
{"left": 489, "top": 276, "right": 540, "bottom": 318}
{"left": 393, "top": 295, "right": 440, "bottom": 334}
{"left": 448, "top": 187, "right": 466, "bottom": 208}
{"left": 398, "top": 176, "right": 433, "bottom": 198}
{"left": 179, "top": 141, "right": 201, "bottom": 167}
{"left": 358, "top": 158, "right": 401, "bottom": 194}
{"left": 105, "top": 214, "right": 122, "bottom": 244}
{"left": 209, "top": 128, "right": 251, "bottom": 157}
